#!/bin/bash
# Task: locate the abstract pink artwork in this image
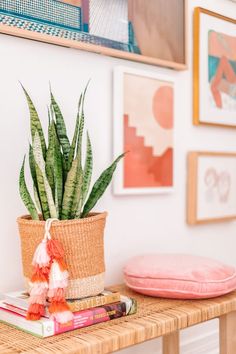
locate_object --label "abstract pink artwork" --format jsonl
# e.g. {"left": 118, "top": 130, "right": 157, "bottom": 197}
{"left": 113, "top": 67, "right": 175, "bottom": 194}
{"left": 208, "top": 31, "right": 236, "bottom": 111}
{"left": 204, "top": 168, "right": 231, "bottom": 203}
{"left": 187, "top": 152, "right": 236, "bottom": 224}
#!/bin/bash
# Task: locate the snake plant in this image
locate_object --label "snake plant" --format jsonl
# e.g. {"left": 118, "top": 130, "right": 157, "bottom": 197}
{"left": 19, "top": 85, "right": 124, "bottom": 220}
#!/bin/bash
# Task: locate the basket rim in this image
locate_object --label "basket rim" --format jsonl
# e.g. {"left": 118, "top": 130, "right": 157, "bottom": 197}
{"left": 17, "top": 212, "right": 108, "bottom": 226}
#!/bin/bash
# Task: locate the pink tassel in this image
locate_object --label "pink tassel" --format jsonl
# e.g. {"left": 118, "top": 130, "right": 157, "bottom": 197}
{"left": 28, "top": 293, "right": 47, "bottom": 305}
{"left": 29, "top": 282, "right": 48, "bottom": 296}
{"left": 32, "top": 240, "right": 51, "bottom": 267}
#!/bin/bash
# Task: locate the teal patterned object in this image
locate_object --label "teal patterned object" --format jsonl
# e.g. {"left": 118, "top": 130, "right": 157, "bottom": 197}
{"left": 0, "top": 1, "right": 141, "bottom": 53}
{"left": 0, "top": 13, "right": 136, "bottom": 51}
{"left": 0, "top": 0, "right": 82, "bottom": 31}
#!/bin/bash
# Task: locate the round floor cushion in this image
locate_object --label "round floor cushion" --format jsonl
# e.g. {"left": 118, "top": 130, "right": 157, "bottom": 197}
{"left": 123, "top": 254, "right": 236, "bottom": 299}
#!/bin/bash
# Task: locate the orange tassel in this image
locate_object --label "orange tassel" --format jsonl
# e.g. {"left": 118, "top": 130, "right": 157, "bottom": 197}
{"left": 48, "top": 301, "right": 70, "bottom": 314}
{"left": 27, "top": 303, "right": 45, "bottom": 321}
{"left": 47, "top": 288, "right": 65, "bottom": 302}
{"left": 47, "top": 239, "right": 64, "bottom": 259}
{"left": 26, "top": 313, "right": 42, "bottom": 321}
{"left": 31, "top": 270, "right": 48, "bottom": 283}
{"left": 27, "top": 219, "right": 72, "bottom": 324}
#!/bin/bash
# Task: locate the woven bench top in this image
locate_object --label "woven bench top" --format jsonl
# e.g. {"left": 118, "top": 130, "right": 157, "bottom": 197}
{"left": 1, "top": 284, "right": 236, "bottom": 354}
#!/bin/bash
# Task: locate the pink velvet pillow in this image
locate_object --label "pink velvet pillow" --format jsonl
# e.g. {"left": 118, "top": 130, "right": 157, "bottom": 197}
{"left": 124, "top": 254, "right": 236, "bottom": 299}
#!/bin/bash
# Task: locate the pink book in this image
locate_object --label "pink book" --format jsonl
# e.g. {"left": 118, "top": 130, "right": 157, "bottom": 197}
{"left": 0, "top": 296, "right": 137, "bottom": 338}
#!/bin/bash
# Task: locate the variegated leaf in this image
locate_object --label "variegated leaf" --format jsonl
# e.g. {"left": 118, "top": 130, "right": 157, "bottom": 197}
{"left": 29, "top": 144, "right": 42, "bottom": 213}
{"left": 33, "top": 131, "right": 58, "bottom": 218}
{"left": 46, "top": 121, "right": 55, "bottom": 195}
{"left": 50, "top": 91, "right": 70, "bottom": 167}
{"left": 33, "top": 185, "right": 42, "bottom": 214}
{"left": 35, "top": 163, "right": 50, "bottom": 220}
{"left": 81, "top": 153, "right": 125, "bottom": 218}
{"left": 51, "top": 121, "right": 63, "bottom": 217}
{"left": 61, "top": 157, "right": 79, "bottom": 219}
{"left": 68, "top": 94, "right": 82, "bottom": 172}
{"left": 21, "top": 85, "right": 47, "bottom": 159}
{"left": 19, "top": 157, "right": 39, "bottom": 220}
{"left": 71, "top": 166, "right": 83, "bottom": 219}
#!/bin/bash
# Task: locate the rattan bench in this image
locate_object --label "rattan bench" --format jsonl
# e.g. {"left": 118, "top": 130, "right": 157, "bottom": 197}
{"left": 0, "top": 284, "right": 236, "bottom": 354}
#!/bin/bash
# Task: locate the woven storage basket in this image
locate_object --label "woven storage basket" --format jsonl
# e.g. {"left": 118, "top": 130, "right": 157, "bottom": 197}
{"left": 17, "top": 212, "right": 107, "bottom": 299}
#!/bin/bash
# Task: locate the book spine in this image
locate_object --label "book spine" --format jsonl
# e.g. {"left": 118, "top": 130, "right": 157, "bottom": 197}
{"left": 54, "top": 301, "right": 128, "bottom": 335}
{"left": 2, "top": 303, "right": 28, "bottom": 317}
{"left": 0, "top": 298, "right": 136, "bottom": 338}
{"left": 68, "top": 292, "right": 120, "bottom": 312}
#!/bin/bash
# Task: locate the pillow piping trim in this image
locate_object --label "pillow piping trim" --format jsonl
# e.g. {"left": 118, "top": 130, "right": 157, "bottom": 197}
{"left": 125, "top": 280, "right": 236, "bottom": 297}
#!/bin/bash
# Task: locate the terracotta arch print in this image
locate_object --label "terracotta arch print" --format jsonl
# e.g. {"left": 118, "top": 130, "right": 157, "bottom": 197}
{"left": 113, "top": 67, "right": 175, "bottom": 195}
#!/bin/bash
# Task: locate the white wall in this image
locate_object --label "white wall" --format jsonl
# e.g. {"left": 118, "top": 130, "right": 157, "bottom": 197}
{"left": 0, "top": 0, "right": 235, "bottom": 353}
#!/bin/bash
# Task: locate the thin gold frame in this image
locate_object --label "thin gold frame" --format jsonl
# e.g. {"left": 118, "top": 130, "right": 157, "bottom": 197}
{"left": 0, "top": 1, "right": 188, "bottom": 70}
{"left": 193, "top": 7, "right": 236, "bottom": 128}
{"left": 187, "top": 151, "right": 236, "bottom": 225}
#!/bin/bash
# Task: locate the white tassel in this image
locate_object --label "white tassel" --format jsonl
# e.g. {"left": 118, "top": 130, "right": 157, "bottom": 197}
{"left": 32, "top": 240, "right": 50, "bottom": 267}
{"left": 50, "top": 311, "right": 74, "bottom": 324}
{"left": 48, "top": 260, "right": 69, "bottom": 290}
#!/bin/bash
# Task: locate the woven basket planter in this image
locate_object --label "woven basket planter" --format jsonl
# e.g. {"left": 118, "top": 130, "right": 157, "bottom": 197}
{"left": 17, "top": 212, "right": 107, "bottom": 299}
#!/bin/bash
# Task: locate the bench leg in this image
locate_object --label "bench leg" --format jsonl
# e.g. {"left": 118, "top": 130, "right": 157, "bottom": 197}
{"left": 162, "top": 331, "right": 180, "bottom": 354}
{"left": 220, "top": 312, "right": 236, "bottom": 354}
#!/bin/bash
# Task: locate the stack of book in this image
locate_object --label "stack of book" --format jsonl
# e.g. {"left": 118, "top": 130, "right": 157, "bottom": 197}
{"left": 0, "top": 289, "right": 137, "bottom": 338}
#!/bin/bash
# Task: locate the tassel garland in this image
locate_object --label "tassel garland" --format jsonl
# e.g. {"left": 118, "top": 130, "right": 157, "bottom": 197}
{"left": 27, "top": 218, "right": 73, "bottom": 324}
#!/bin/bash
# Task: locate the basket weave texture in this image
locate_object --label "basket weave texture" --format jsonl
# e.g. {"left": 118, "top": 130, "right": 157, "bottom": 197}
{"left": 17, "top": 212, "right": 107, "bottom": 299}
{"left": 1, "top": 285, "right": 236, "bottom": 353}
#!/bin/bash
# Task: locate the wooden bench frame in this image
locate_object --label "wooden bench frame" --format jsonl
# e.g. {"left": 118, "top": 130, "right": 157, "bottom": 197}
{"left": 163, "top": 312, "right": 236, "bottom": 354}
{"left": 1, "top": 286, "right": 236, "bottom": 353}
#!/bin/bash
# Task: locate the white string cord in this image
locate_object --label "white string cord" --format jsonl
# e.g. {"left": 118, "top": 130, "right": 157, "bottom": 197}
{"left": 43, "top": 218, "right": 58, "bottom": 242}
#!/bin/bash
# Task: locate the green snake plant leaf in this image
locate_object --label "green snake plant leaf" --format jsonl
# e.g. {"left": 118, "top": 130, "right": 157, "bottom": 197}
{"left": 29, "top": 144, "right": 42, "bottom": 213}
{"left": 19, "top": 157, "right": 39, "bottom": 220}
{"left": 51, "top": 121, "right": 63, "bottom": 217}
{"left": 33, "top": 185, "right": 42, "bottom": 214}
{"left": 45, "top": 118, "right": 56, "bottom": 195}
{"left": 50, "top": 91, "right": 70, "bottom": 167}
{"left": 81, "top": 153, "right": 125, "bottom": 218}
{"left": 29, "top": 144, "right": 38, "bottom": 189}
{"left": 67, "top": 94, "right": 83, "bottom": 172}
{"left": 21, "top": 85, "right": 47, "bottom": 159}
{"left": 76, "top": 82, "right": 89, "bottom": 160}
{"left": 33, "top": 131, "right": 58, "bottom": 219}
{"left": 61, "top": 157, "right": 80, "bottom": 219}
{"left": 35, "top": 163, "right": 50, "bottom": 220}
{"left": 71, "top": 165, "right": 83, "bottom": 219}
{"left": 80, "top": 132, "right": 93, "bottom": 208}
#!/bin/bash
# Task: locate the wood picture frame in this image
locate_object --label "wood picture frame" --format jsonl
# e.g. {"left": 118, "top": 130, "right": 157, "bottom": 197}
{"left": 0, "top": 0, "right": 188, "bottom": 70}
{"left": 113, "top": 66, "right": 175, "bottom": 195}
{"left": 187, "top": 151, "right": 236, "bottom": 225}
{"left": 193, "top": 8, "right": 236, "bottom": 127}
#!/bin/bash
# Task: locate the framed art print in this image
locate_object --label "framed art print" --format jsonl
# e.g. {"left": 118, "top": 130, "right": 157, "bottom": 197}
{"left": 193, "top": 8, "right": 236, "bottom": 127}
{"left": 0, "top": 0, "right": 187, "bottom": 70}
{"left": 187, "top": 152, "right": 236, "bottom": 225}
{"left": 113, "top": 66, "right": 175, "bottom": 195}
